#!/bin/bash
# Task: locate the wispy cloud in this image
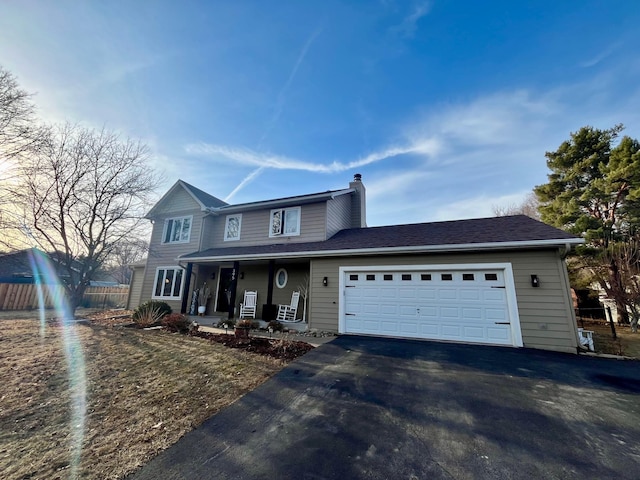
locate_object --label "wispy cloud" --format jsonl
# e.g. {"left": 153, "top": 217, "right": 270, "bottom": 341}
{"left": 392, "top": 1, "right": 432, "bottom": 37}
{"left": 186, "top": 137, "right": 442, "bottom": 174}
{"left": 224, "top": 166, "right": 266, "bottom": 202}
{"left": 580, "top": 41, "right": 623, "bottom": 68}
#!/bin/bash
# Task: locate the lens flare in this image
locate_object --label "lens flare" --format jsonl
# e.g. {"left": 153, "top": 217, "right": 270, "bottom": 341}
{"left": 28, "top": 249, "right": 87, "bottom": 478}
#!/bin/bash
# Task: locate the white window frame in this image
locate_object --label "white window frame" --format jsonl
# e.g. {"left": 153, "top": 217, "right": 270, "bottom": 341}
{"left": 152, "top": 266, "right": 185, "bottom": 300}
{"left": 162, "top": 216, "right": 193, "bottom": 244}
{"left": 275, "top": 268, "right": 288, "bottom": 289}
{"left": 269, "top": 207, "right": 301, "bottom": 237}
{"left": 224, "top": 214, "right": 242, "bottom": 242}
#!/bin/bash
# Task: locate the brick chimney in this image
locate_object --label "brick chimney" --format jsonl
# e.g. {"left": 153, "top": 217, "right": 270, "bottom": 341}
{"left": 349, "top": 173, "right": 367, "bottom": 228}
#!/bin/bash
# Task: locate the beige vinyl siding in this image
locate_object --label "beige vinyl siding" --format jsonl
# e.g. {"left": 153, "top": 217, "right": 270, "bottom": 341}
{"left": 151, "top": 187, "right": 202, "bottom": 215}
{"left": 309, "top": 249, "right": 578, "bottom": 354}
{"left": 140, "top": 211, "right": 205, "bottom": 312}
{"left": 326, "top": 194, "right": 353, "bottom": 239}
{"left": 202, "top": 202, "right": 328, "bottom": 249}
{"left": 126, "top": 265, "right": 145, "bottom": 309}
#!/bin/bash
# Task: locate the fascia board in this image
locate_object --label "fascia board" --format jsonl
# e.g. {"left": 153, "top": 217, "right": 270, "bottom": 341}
{"left": 177, "top": 237, "right": 585, "bottom": 262}
{"left": 206, "top": 189, "right": 355, "bottom": 215}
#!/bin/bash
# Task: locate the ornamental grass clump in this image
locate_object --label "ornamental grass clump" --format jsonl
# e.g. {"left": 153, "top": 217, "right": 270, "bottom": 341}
{"left": 132, "top": 301, "right": 172, "bottom": 327}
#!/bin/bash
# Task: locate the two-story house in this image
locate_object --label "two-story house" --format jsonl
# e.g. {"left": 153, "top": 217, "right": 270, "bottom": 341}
{"left": 130, "top": 174, "right": 585, "bottom": 354}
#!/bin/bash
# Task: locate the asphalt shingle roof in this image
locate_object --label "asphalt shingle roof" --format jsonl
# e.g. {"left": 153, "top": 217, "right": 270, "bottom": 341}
{"left": 181, "top": 181, "right": 228, "bottom": 208}
{"left": 180, "top": 215, "right": 582, "bottom": 260}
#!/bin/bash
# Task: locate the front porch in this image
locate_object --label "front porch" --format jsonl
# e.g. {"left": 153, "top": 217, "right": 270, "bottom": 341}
{"left": 181, "top": 258, "right": 310, "bottom": 325}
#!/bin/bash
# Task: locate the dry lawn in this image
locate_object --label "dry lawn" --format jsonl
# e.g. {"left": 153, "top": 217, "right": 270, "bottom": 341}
{"left": 580, "top": 320, "right": 640, "bottom": 358}
{"left": 0, "top": 318, "right": 288, "bottom": 479}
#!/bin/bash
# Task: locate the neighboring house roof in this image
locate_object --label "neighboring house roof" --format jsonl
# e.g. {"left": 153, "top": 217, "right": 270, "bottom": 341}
{"left": 180, "top": 215, "right": 584, "bottom": 261}
{"left": 145, "top": 180, "right": 228, "bottom": 218}
{"left": 0, "top": 247, "right": 70, "bottom": 283}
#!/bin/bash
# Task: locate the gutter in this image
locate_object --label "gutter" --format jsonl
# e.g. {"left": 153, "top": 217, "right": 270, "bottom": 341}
{"left": 177, "top": 237, "right": 585, "bottom": 263}
{"left": 204, "top": 189, "right": 355, "bottom": 215}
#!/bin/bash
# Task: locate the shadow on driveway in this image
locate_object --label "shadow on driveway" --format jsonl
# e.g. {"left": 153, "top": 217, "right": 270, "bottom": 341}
{"left": 129, "top": 336, "right": 640, "bottom": 480}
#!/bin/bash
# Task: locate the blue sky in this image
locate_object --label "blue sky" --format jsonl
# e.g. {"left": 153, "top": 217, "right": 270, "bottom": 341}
{"left": 1, "top": 1, "right": 639, "bottom": 226}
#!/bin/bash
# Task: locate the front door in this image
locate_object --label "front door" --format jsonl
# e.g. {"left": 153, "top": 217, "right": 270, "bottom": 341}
{"left": 215, "top": 268, "right": 234, "bottom": 313}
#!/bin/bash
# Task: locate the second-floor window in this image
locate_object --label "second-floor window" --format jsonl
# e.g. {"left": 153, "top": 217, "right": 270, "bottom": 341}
{"left": 270, "top": 207, "right": 301, "bottom": 237}
{"left": 163, "top": 216, "right": 192, "bottom": 244}
{"left": 224, "top": 214, "right": 242, "bottom": 241}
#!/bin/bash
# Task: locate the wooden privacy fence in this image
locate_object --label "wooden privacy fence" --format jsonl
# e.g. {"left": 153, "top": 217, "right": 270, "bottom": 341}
{"left": 0, "top": 283, "right": 129, "bottom": 311}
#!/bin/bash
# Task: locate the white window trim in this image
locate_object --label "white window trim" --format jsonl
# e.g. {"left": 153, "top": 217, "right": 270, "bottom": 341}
{"left": 275, "top": 268, "right": 288, "bottom": 289}
{"left": 224, "top": 214, "right": 242, "bottom": 242}
{"left": 162, "top": 215, "right": 193, "bottom": 244}
{"left": 269, "top": 206, "right": 301, "bottom": 237}
{"left": 152, "top": 266, "right": 185, "bottom": 300}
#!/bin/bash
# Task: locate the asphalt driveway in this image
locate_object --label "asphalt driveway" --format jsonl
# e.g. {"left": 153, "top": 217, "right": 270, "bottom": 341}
{"left": 129, "top": 336, "right": 640, "bottom": 480}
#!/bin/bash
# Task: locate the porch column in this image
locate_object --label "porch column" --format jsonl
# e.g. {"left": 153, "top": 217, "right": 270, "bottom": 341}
{"left": 180, "top": 262, "right": 193, "bottom": 314}
{"left": 267, "top": 259, "right": 275, "bottom": 304}
{"left": 228, "top": 261, "right": 239, "bottom": 319}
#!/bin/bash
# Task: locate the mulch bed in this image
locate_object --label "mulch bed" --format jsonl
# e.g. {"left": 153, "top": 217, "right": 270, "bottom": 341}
{"left": 192, "top": 331, "right": 315, "bottom": 361}
{"left": 83, "top": 309, "right": 316, "bottom": 361}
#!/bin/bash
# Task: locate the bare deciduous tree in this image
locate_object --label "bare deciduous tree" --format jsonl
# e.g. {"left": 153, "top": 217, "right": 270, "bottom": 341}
{"left": 0, "top": 65, "right": 50, "bottom": 249}
{"left": 0, "top": 65, "right": 48, "bottom": 166}
{"left": 492, "top": 192, "right": 540, "bottom": 219}
{"left": 7, "top": 123, "right": 160, "bottom": 313}
{"left": 102, "top": 237, "right": 149, "bottom": 285}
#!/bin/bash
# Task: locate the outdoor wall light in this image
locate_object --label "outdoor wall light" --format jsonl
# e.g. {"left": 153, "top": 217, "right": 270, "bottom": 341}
{"left": 210, "top": 272, "right": 216, "bottom": 280}
{"left": 323, "top": 277, "right": 328, "bottom": 287}
{"left": 531, "top": 275, "right": 540, "bottom": 287}
{"left": 240, "top": 272, "right": 245, "bottom": 280}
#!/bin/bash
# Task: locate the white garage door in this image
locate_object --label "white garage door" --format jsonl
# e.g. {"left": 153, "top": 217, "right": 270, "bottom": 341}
{"left": 341, "top": 265, "right": 522, "bottom": 346}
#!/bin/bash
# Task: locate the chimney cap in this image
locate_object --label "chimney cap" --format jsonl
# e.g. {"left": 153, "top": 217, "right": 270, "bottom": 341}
{"left": 353, "top": 173, "right": 362, "bottom": 182}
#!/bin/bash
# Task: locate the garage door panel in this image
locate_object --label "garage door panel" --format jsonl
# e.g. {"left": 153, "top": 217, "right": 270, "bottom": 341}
{"left": 400, "top": 322, "right": 419, "bottom": 334}
{"left": 381, "top": 321, "right": 400, "bottom": 333}
{"left": 418, "top": 290, "right": 437, "bottom": 300}
{"left": 462, "top": 308, "right": 482, "bottom": 320}
{"left": 462, "top": 326, "right": 486, "bottom": 339}
{"left": 440, "top": 307, "right": 459, "bottom": 318}
{"left": 438, "top": 289, "right": 458, "bottom": 300}
{"left": 343, "top": 268, "right": 516, "bottom": 346}
{"left": 483, "top": 289, "right": 506, "bottom": 302}
{"left": 486, "top": 308, "right": 508, "bottom": 321}
{"left": 441, "top": 324, "right": 462, "bottom": 337}
{"left": 380, "top": 304, "right": 398, "bottom": 315}
{"left": 459, "top": 289, "right": 481, "bottom": 301}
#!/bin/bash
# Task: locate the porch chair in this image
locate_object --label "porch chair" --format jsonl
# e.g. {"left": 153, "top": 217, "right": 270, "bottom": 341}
{"left": 239, "top": 290, "right": 258, "bottom": 319}
{"left": 577, "top": 327, "right": 595, "bottom": 352}
{"left": 276, "top": 291, "right": 300, "bottom": 321}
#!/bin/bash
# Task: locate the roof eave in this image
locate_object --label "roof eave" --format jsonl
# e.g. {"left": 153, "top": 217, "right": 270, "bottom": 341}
{"left": 206, "top": 188, "right": 355, "bottom": 215}
{"left": 177, "top": 237, "right": 585, "bottom": 262}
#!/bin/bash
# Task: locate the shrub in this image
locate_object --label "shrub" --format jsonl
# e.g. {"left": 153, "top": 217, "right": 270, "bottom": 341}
{"left": 236, "top": 319, "right": 254, "bottom": 329}
{"left": 132, "top": 301, "right": 172, "bottom": 327}
{"left": 216, "top": 318, "right": 236, "bottom": 328}
{"left": 267, "top": 320, "right": 283, "bottom": 332}
{"left": 162, "top": 313, "right": 192, "bottom": 334}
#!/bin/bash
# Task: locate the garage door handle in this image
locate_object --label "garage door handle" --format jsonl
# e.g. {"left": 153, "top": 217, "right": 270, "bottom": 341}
{"left": 346, "top": 313, "right": 356, "bottom": 316}
{"left": 491, "top": 286, "right": 506, "bottom": 289}
{"left": 494, "top": 322, "right": 510, "bottom": 325}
